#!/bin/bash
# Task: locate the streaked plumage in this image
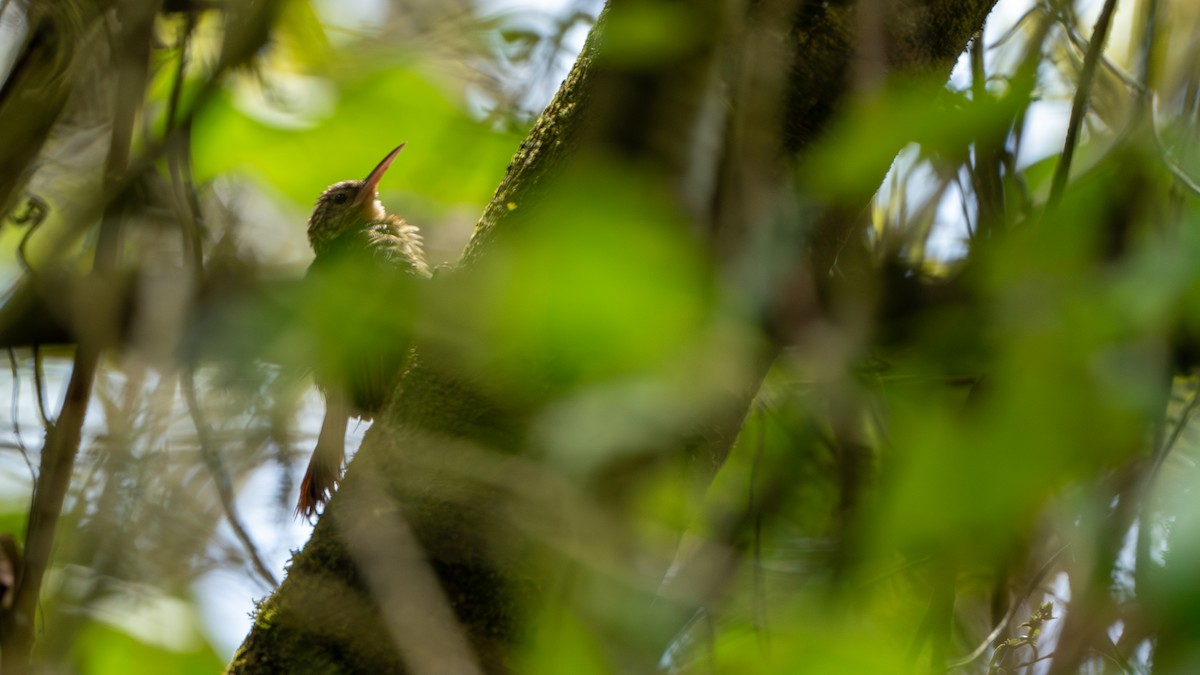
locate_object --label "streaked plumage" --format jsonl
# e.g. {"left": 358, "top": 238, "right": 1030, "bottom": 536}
{"left": 297, "top": 145, "right": 429, "bottom": 518}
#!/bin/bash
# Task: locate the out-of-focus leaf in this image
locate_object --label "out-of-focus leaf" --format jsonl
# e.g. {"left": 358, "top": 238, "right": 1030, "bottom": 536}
{"left": 599, "top": 2, "right": 706, "bottom": 66}
{"left": 71, "top": 616, "right": 223, "bottom": 675}
{"left": 275, "top": 0, "right": 332, "bottom": 70}
{"left": 802, "top": 77, "right": 1024, "bottom": 199}
{"left": 518, "top": 607, "right": 610, "bottom": 675}
{"left": 444, "top": 163, "right": 710, "bottom": 391}
{"left": 876, "top": 163, "right": 1177, "bottom": 557}
{"left": 711, "top": 612, "right": 916, "bottom": 674}
{"left": 192, "top": 66, "right": 523, "bottom": 210}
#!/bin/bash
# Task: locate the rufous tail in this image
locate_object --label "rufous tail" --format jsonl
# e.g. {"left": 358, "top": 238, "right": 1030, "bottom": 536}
{"left": 296, "top": 394, "right": 349, "bottom": 519}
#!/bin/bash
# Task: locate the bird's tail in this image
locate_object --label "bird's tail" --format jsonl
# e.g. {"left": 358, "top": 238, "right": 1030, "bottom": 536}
{"left": 296, "top": 393, "right": 349, "bottom": 519}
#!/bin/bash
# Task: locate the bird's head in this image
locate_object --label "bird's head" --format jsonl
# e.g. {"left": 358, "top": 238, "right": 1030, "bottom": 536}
{"left": 307, "top": 144, "right": 405, "bottom": 254}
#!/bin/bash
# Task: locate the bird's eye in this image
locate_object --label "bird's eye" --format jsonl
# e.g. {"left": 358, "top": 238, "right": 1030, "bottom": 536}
{"left": 332, "top": 193, "right": 349, "bottom": 205}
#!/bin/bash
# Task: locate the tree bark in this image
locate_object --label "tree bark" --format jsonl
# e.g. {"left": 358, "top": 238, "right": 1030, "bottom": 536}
{"left": 228, "top": 1, "right": 997, "bottom": 672}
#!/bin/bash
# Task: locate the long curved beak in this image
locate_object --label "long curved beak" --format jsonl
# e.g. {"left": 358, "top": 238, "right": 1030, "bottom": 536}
{"left": 353, "top": 143, "right": 405, "bottom": 207}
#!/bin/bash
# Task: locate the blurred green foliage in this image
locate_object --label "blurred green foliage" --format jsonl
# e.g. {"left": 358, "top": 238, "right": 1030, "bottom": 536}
{"left": 71, "top": 612, "right": 223, "bottom": 675}
{"left": 0, "top": 0, "right": 558, "bottom": 669}
{"left": 462, "top": 165, "right": 710, "bottom": 386}
{"left": 193, "top": 67, "right": 523, "bottom": 209}
{"left": 7, "top": 0, "right": 1200, "bottom": 673}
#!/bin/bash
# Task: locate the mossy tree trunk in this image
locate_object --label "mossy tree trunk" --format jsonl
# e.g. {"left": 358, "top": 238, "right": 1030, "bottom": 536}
{"left": 228, "top": 1, "right": 997, "bottom": 672}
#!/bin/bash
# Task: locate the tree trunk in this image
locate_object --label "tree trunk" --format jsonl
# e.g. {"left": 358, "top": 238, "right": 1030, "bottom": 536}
{"left": 228, "top": 1, "right": 997, "bottom": 672}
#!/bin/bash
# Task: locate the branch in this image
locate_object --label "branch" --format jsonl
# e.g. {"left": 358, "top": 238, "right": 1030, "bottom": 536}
{"left": 1, "top": 2, "right": 150, "bottom": 669}
{"left": 1045, "top": 0, "right": 1120, "bottom": 212}
{"left": 182, "top": 368, "right": 280, "bottom": 588}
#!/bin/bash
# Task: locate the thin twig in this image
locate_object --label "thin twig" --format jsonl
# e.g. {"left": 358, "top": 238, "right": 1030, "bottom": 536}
{"left": 954, "top": 168, "right": 976, "bottom": 239}
{"left": 18, "top": 3, "right": 270, "bottom": 278}
{"left": 165, "top": 14, "right": 205, "bottom": 278}
{"left": 1150, "top": 97, "right": 1200, "bottom": 198}
{"left": 1045, "top": 0, "right": 1120, "bottom": 212}
{"left": 1010, "top": 651, "right": 1056, "bottom": 670}
{"left": 31, "top": 346, "right": 50, "bottom": 429}
{"left": 947, "top": 544, "right": 1069, "bottom": 670}
{"left": 1054, "top": 1, "right": 1145, "bottom": 95}
{"left": 1, "top": 3, "right": 155, "bottom": 667}
{"left": 3, "top": 346, "right": 101, "bottom": 671}
{"left": 969, "top": 28, "right": 1005, "bottom": 239}
{"left": 1136, "top": 0, "right": 1159, "bottom": 107}
{"left": 182, "top": 368, "right": 279, "bottom": 588}
{"left": 15, "top": 206, "right": 41, "bottom": 275}
{"left": 5, "top": 349, "right": 34, "bottom": 478}
{"left": 1159, "top": 376, "right": 1200, "bottom": 465}
{"left": 988, "top": 6, "right": 1043, "bottom": 51}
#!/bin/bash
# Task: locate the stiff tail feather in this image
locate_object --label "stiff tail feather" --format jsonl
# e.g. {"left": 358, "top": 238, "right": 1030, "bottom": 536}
{"left": 296, "top": 393, "right": 350, "bottom": 518}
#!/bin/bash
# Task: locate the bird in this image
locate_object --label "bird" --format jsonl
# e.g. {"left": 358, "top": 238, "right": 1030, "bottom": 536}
{"left": 297, "top": 143, "right": 430, "bottom": 518}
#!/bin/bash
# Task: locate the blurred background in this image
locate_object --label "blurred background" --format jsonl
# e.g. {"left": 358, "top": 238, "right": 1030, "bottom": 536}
{"left": 2, "top": 0, "right": 1200, "bottom": 672}
{"left": 0, "top": 0, "right": 602, "bottom": 666}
